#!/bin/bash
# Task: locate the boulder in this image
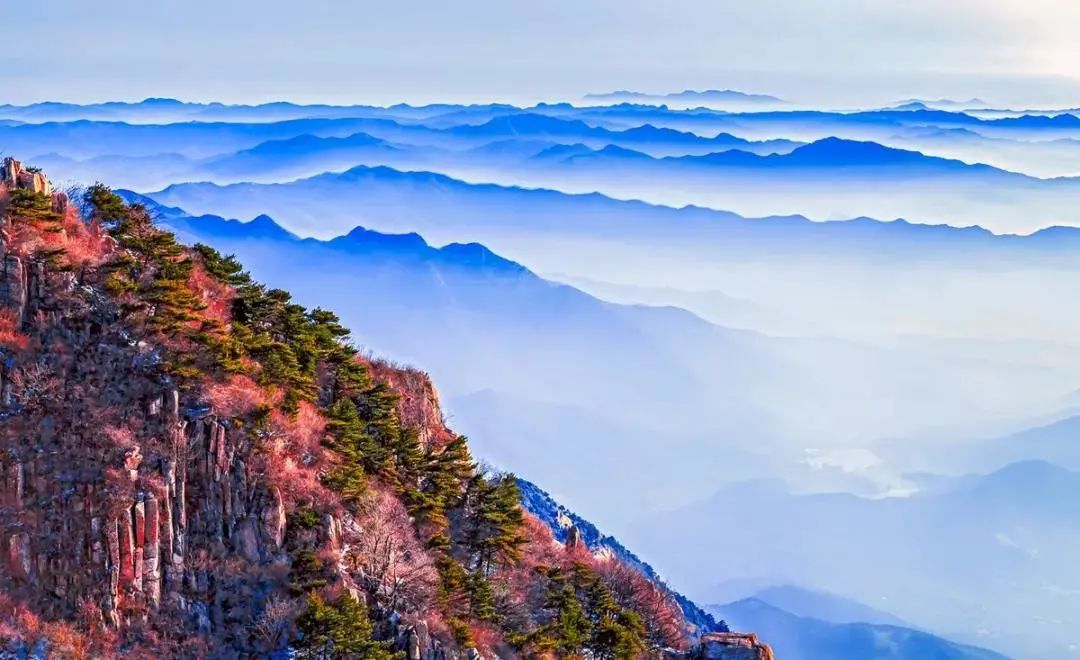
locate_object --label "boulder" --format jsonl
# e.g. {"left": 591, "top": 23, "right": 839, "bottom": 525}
{"left": 700, "top": 632, "right": 774, "bottom": 660}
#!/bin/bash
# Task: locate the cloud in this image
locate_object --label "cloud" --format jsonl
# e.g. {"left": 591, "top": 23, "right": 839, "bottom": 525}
{"left": 803, "top": 447, "right": 920, "bottom": 498}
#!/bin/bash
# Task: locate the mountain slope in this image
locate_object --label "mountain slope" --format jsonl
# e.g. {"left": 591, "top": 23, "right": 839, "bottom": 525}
{"left": 516, "top": 478, "right": 723, "bottom": 637}
{"left": 121, "top": 191, "right": 792, "bottom": 523}
{"left": 121, "top": 192, "right": 1080, "bottom": 520}
{"left": 748, "top": 585, "right": 910, "bottom": 627}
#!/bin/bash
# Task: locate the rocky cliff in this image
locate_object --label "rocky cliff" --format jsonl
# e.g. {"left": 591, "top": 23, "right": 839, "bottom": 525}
{"left": 699, "top": 633, "right": 774, "bottom": 660}
{"left": 0, "top": 158, "right": 773, "bottom": 659}
{"left": 0, "top": 161, "right": 303, "bottom": 654}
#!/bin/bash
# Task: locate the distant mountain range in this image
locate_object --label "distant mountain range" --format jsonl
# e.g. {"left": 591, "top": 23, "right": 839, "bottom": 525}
{"left": 933, "top": 414, "right": 1080, "bottom": 475}
{"left": 143, "top": 163, "right": 1080, "bottom": 259}
{"left": 139, "top": 163, "right": 1080, "bottom": 361}
{"left": 710, "top": 599, "right": 1008, "bottom": 660}
{"left": 889, "top": 98, "right": 989, "bottom": 111}
{"left": 525, "top": 136, "right": 1013, "bottom": 175}
{"left": 583, "top": 89, "right": 785, "bottom": 107}
{"left": 629, "top": 460, "right": 1080, "bottom": 659}
{"left": 34, "top": 119, "right": 1080, "bottom": 233}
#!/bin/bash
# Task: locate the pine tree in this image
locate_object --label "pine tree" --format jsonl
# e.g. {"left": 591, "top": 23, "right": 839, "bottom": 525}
{"left": 295, "top": 592, "right": 395, "bottom": 660}
{"left": 414, "top": 435, "right": 475, "bottom": 546}
{"left": 586, "top": 579, "right": 647, "bottom": 660}
{"left": 84, "top": 183, "right": 128, "bottom": 226}
{"left": 467, "top": 572, "right": 497, "bottom": 621}
{"left": 538, "top": 570, "right": 593, "bottom": 658}
{"left": 462, "top": 475, "right": 526, "bottom": 573}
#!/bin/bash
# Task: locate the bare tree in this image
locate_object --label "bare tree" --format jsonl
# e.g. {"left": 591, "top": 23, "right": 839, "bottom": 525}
{"left": 343, "top": 487, "right": 437, "bottom": 613}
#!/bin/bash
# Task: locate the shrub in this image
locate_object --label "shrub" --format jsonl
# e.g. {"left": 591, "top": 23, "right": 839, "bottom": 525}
{"left": 290, "top": 507, "right": 322, "bottom": 532}
{"left": 0, "top": 310, "right": 30, "bottom": 351}
{"left": 204, "top": 374, "right": 271, "bottom": 418}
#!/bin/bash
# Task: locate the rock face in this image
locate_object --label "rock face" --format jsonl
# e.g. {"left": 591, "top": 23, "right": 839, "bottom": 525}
{"left": 0, "top": 191, "right": 292, "bottom": 652}
{"left": 564, "top": 524, "right": 583, "bottom": 551}
{"left": 0, "top": 157, "right": 51, "bottom": 196}
{"left": 700, "top": 632, "right": 775, "bottom": 660}
{"left": 366, "top": 358, "right": 453, "bottom": 447}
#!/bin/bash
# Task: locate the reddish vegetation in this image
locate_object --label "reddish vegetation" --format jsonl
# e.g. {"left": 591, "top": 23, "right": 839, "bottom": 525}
{"left": 187, "top": 261, "right": 234, "bottom": 325}
{"left": 0, "top": 310, "right": 29, "bottom": 351}
{"left": 257, "top": 403, "right": 339, "bottom": 509}
{"left": 345, "top": 483, "right": 437, "bottom": 612}
{"left": 598, "top": 559, "right": 689, "bottom": 650}
{"left": 363, "top": 355, "right": 455, "bottom": 446}
{"left": 203, "top": 373, "right": 275, "bottom": 417}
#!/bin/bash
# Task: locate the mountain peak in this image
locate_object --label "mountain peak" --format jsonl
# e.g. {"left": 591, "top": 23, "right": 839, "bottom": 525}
{"left": 334, "top": 225, "right": 430, "bottom": 252}
{"left": 467, "top": 113, "right": 591, "bottom": 135}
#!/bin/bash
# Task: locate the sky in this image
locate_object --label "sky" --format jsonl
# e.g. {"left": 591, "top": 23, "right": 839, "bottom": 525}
{"left": 5, "top": 0, "right": 1080, "bottom": 108}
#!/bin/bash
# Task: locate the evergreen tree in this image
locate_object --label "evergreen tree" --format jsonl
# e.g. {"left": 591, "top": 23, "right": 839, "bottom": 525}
{"left": 467, "top": 572, "right": 497, "bottom": 621}
{"left": 415, "top": 435, "right": 474, "bottom": 547}
{"left": 539, "top": 572, "right": 593, "bottom": 658}
{"left": 586, "top": 579, "right": 647, "bottom": 659}
{"left": 462, "top": 475, "right": 527, "bottom": 573}
{"left": 295, "top": 592, "right": 395, "bottom": 660}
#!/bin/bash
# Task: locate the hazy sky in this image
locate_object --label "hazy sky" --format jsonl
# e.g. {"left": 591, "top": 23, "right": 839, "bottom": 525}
{"left": 6, "top": 0, "right": 1080, "bottom": 107}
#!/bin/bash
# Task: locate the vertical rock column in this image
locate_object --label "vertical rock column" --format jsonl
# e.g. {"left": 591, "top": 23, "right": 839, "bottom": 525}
{"left": 132, "top": 501, "right": 145, "bottom": 591}
{"left": 143, "top": 496, "right": 161, "bottom": 607}
{"left": 118, "top": 508, "right": 136, "bottom": 590}
{"left": 105, "top": 518, "right": 121, "bottom": 626}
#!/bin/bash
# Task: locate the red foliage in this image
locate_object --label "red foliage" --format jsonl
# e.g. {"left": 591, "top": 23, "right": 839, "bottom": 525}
{"left": 57, "top": 214, "right": 112, "bottom": 269}
{"left": 0, "top": 590, "right": 119, "bottom": 658}
{"left": 6, "top": 199, "right": 112, "bottom": 268}
{"left": 0, "top": 309, "right": 30, "bottom": 350}
{"left": 469, "top": 624, "right": 505, "bottom": 658}
{"left": 204, "top": 374, "right": 274, "bottom": 418}
{"left": 258, "top": 402, "right": 336, "bottom": 507}
{"left": 361, "top": 356, "right": 454, "bottom": 447}
{"left": 188, "top": 262, "right": 234, "bottom": 325}
{"left": 496, "top": 514, "right": 571, "bottom": 613}
{"left": 596, "top": 559, "right": 689, "bottom": 650}
{"left": 103, "top": 424, "right": 138, "bottom": 449}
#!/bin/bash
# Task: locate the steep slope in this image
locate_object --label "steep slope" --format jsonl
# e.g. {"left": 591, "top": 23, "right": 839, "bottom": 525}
{"left": 117, "top": 194, "right": 1080, "bottom": 518}
{"left": 516, "top": 479, "right": 722, "bottom": 637}
{"left": 127, "top": 194, "right": 1080, "bottom": 512}
{"left": 0, "top": 158, "right": 742, "bottom": 657}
